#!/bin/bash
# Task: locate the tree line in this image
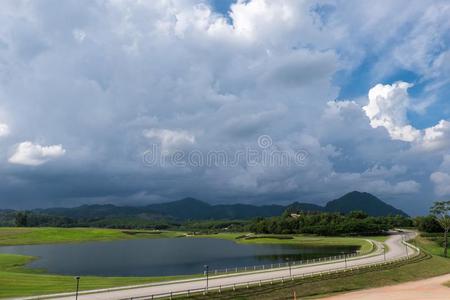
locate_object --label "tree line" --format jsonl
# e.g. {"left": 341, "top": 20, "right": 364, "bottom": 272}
{"left": 5, "top": 209, "right": 412, "bottom": 236}
{"left": 3, "top": 202, "right": 448, "bottom": 248}
{"left": 247, "top": 211, "right": 412, "bottom": 236}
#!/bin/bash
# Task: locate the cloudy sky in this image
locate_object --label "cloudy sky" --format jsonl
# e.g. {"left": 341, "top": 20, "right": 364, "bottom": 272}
{"left": 0, "top": 0, "right": 450, "bottom": 215}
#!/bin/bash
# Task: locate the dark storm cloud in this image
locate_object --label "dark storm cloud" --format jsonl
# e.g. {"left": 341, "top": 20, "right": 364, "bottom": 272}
{"left": 0, "top": 0, "right": 449, "bottom": 215}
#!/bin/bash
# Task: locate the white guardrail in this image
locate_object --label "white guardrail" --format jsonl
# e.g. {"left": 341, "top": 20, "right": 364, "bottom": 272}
{"left": 120, "top": 240, "right": 420, "bottom": 300}
{"left": 207, "top": 251, "right": 360, "bottom": 275}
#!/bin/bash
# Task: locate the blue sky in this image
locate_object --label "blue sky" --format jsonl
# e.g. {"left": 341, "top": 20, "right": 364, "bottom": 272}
{"left": 209, "top": 0, "right": 450, "bottom": 130}
{"left": 209, "top": 0, "right": 235, "bottom": 15}
{"left": 0, "top": 0, "right": 450, "bottom": 215}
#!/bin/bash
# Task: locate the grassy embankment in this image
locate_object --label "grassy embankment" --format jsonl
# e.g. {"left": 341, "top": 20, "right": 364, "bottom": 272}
{"left": 180, "top": 232, "right": 450, "bottom": 300}
{"left": 414, "top": 232, "right": 449, "bottom": 257}
{"left": 0, "top": 227, "right": 375, "bottom": 298}
{"left": 191, "top": 232, "right": 377, "bottom": 254}
{"left": 0, "top": 254, "right": 199, "bottom": 298}
{"left": 414, "top": 232, "right": 450, "bottom": 290}
{"left": 0, "top": 227, "right": 184, "bottom": 246}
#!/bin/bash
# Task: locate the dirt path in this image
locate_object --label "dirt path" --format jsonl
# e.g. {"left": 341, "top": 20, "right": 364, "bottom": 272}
{"left": 320, "top": 273, "right": 450, "bottom": 300}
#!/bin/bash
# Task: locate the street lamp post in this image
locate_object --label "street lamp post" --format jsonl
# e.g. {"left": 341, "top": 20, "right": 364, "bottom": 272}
{"left": 402, "top": 233, "right": 409, "bottom": 257}
{"left": 342, "top": 252, "right": 347, "bottom": 268}
{"left": 204, "top": 265, "right": 209, "bottom": 293}
{"left": 74, "top": 276, "right": 80, "bottom": 300}
{"left": 286, "top": 258, "right": 292, "bottom": 277}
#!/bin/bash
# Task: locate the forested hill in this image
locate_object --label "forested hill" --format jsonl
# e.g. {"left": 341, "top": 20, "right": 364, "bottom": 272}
{"left": 36, "top": 198, "right": 287, "bottom": 221}
{"left": 325, "top": 191, "right": 408, "bottom": 217}
{"left": 28, "top": 191, "right": 407, "bottom": 221}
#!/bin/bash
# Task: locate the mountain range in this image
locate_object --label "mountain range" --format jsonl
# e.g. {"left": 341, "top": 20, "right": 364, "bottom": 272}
{"left": 32, "top": 191, "right": 408, "bottom": 220}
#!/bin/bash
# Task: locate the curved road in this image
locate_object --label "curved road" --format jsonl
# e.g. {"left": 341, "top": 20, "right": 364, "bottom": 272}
{"left": 24, "top": 231, "right": 417, "bottom": 300}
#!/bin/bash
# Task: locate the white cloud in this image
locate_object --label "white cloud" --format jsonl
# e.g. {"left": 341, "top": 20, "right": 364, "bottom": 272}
{"left": 430, "top": 171, "right": 450, "bottom": 197}
{"left": 0, "top": 123, "right": 9, "bottom": 137}
{"left": 9, "top": 141, "right": 66, "bottom": 166}
{"left": 144, "top": 129, "right": 195, "bottom": 152}
{"left": 430, "top": 155, "right": 450, "bottom": 197}
{"left": 364, "top": 179, "right": 420, "bottom": 195}
{"left": 363, "top": 82, "right": 420, "bottom": 142}
{"left": 363, "top": 82, "right": 450, "bottom": 153}
{"left": 422, "top": 120, "right": 450, "bottom": 151}
{"left": 72, "top": 29, "right": 86, "bottom": 43}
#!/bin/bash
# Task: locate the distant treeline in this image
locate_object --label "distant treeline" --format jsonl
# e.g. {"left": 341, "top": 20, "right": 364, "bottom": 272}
{"left": 248, "top": 211, "right": 412, "bottom": 236}
{"left": 0, "top": 209, "right": 419, "bottom": 236}
{"left": 414, "top": 215, "right": 445, "bottom": 233}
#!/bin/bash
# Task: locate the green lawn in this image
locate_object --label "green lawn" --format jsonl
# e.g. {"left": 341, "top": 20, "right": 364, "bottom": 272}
{"left": 0, "top": 227, "right": 184, "bottom": 246}
{"left": 414, "top": 232, "right": 449, "bottom": 257}
{"left": 0, "top": 253, "right": 200, "bottom": 298}
{"left": 192, "top": 232, "right": 377, "bottom": 254}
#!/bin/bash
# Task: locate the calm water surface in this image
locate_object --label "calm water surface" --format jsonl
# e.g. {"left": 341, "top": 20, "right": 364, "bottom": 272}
{"left": 0, "top": 238, "right": 357, "bottom": 276}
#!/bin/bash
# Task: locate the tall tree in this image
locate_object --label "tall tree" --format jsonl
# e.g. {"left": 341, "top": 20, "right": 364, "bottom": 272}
{"left": 15, "top": 212, "right": 28, "bottom": 227}
{"left": 430, "top": 201, "right": 450, "bottom": 257}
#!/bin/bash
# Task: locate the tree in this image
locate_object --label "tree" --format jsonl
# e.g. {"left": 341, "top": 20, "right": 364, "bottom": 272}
{"left": 414, "top": 215, "right": 443, "bottom": 233}
{"left": 348, "top": 211, "right": 369, "bottom": 219}
{"left": 15, "top": 212, "right": 28, "bottom": 227}
{"left": 430, "top": 201, "right": 450, "bottom": 257}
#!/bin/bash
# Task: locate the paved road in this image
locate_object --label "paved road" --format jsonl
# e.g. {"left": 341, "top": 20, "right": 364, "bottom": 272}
{"left": 23, "top": 231, "right": 417, "bottom": 300}
{"left": 320, "top": 273, "right": 450, "bottom": 300}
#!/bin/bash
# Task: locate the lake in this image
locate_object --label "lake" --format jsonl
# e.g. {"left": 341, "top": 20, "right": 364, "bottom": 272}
{"left": 0, "top": 238, "right": 358, "bottom": 276}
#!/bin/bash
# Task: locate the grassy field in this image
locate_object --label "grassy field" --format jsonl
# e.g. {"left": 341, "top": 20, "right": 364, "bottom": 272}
{"left": 182, "top": 244, "right": 450, "bottom": 299}
{"left": 0, "top": 228, "right": 376, "bottom": 254}
{"left": 0, "top": 227, "right": 184, "bottom": 246}
{"left": 414, "top": 232, "right": 449, "bottom": 257}
{"left": 192, "top": 232, "right": 378, "bottom": 254}
{"left": 0, "top": 253, "right": 200, "bottom": 298}
{"left": 0, "top": 227, "right": 380, "bottom": 298}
